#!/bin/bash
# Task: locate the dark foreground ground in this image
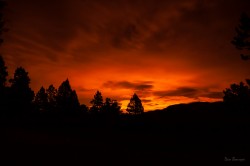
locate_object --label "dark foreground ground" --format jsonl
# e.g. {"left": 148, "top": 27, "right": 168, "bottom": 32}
{"left": 0, "top": 102, "right": 249, "bottom": 165}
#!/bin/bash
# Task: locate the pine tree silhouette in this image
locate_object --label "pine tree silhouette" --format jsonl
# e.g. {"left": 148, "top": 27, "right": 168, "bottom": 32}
{"left": 0, "top": 55, "right": 8, "bottom": 116}
{"left": 57, "top": 79, "right": 80, "bottom": 114}
{"left": 0, "top": 55, "right": 7, "bottom": 89}
{"left": 9, "top": 67, "right": 34, "bottom": 115}
{"left": 46, "top": 84, "right": 57, "bottom": 112}
{"left": 232, "top": 12, "right": 250, "bottom": 60}
{"left": 90, "top": 90, "right": 103, "bottom": 114}
{"left": 102, "top": 98, "right": 121, "bottom": 115}
{"left": 126, "top": 93, "right": 144, "bottom": 115}
{"left": 34, "top": 86, "right": 48, "bottom": 112}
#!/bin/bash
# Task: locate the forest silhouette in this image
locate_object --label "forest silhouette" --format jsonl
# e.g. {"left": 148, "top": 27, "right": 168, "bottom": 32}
{"left": 0, "top": 61, "right": 144, "bottom": 118}
{"left": 0, "top": 1, "right": 250, "bottom": 165}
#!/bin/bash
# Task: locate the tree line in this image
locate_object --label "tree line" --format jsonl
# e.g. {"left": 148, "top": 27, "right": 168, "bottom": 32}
{"left": 0, "top": 56, "right": 144, "bottom": 117}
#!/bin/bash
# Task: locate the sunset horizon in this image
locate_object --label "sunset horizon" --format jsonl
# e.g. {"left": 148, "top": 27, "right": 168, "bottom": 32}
{"left": 1, "top": 0, "right": 250, "bottom": 111}
{"left": 1, "top": 1, "right": 250, "bottom": 164}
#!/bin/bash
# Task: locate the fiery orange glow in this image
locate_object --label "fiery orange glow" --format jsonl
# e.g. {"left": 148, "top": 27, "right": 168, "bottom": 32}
{"left": 1, "top": 0, "right": 250, "bottom": 111}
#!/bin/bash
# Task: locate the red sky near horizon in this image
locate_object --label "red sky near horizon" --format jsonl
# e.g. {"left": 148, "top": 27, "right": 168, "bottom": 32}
{"left": 1, "top": 0, "right": 250, "bottom": 111}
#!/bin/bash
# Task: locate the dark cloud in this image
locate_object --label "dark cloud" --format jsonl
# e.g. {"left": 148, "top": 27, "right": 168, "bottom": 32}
{"left": 141, "top": 99, "right": 152, "bottom": 103}
{"left": 10, "top": 1, "right": 77, "bottom": 42}
{"left": 102, "top": 81, "right": 153, "bottom": 91}
{"left": 146, "top": 103, "right": 160, "bottom": 107}
{"left": 6, "top": 0, "right": 203, "bottom": 57}
{"left": 154, "top": 86, "right": 224, "bottom": 100}
{"left": 6, "top": 0, "right": 250, "bottom": 60}
{"left": 154, "top": 87, "right": 198, "bottom": 98}
{"left": 201, "top": 91, "right": 224, "bottom": 99}
{"left": 111, "top": 23, "right": 140, "bottom": 49}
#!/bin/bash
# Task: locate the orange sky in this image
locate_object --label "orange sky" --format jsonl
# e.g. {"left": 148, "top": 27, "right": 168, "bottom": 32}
{"left": 1, "top": 0, "right": 250, "bottom": 111}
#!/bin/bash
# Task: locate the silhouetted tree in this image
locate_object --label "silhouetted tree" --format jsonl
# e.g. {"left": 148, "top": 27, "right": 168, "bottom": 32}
{"left": 232, "top": 12, "right": 250, "bottom": 60}
{"left": 9, "top": 67, "right": 34, "bottom": 114}
{"left": 71, "top": 90, "right": 81, "bottom": 111}
{"left": 126, "top": 93, "right": 144, "bottom": 115}
{"left": 223, "top": 80, "right": 250, "bottom": 110}
{"left": 102, "top": 98, "right": 112, "bottom": 114}
{"left": 0, "top": 55, "right": 8, "bottom": 116}
{"left": 102, "top": 98, "right": 121, "bottom": 115}
{"left": 46, "top": 84, "right": 57, "bottom": 111}
{"left": 111, "top": 100, "right": 122, "bottom": 115}
{"left": 34, "top": 86, "right": 48, "bottom": 112}
{"left": 90, "top": 90, "right": 103, "bottom": 114}
{"left": 57, "top": 79, "right": 80, "bottom": 113}
{"left": 0, "top": 55, "right": 7, "bottom": 89}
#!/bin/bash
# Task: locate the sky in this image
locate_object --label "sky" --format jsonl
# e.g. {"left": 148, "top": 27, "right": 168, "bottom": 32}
{"left": 1, "top": 0, "right": 250, "bottom": 111}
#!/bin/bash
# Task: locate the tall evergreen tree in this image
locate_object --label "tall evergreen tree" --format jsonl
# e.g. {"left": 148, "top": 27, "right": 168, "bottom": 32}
{"left": 0, "top": 55, "right": 8, "bottom": 116}
{"left": 102, "top": 98, "right": 121, "bottom": 115}
{"left": 232, "top": 12, "right": 250, "bottom": 60}
{"left": 126, "top": 93, "right": 144, "bottom": 115}
{"left": 90, "top": 90, "right": 103, "bottom": 114}
{"left": 57, "top": 79, "right": 80, "bottom": 113}
{"left": 9, "top": 67, "right": 34, "bottom": 99}
{"left": 46, "top": 84, "right": 57, "bottom": 111}
{"left": 102, "top": 98, "right": 112, "bottom": 114}
{"left": 9, "top": 67, "right": 34, "bottom": 113}
{"left": 34, "top": 86, "right": 48, "bottom": 112}
{"left": 71, "top": 90, "right": 81, "bottom": 111}
{"left": 0, "top": 55, "right": 7, "bottom": 89}
{"left": 110, "top": 99, "right": 121, "bottom": 115}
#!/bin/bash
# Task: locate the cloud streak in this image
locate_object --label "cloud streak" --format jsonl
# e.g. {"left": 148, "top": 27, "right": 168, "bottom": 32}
{"left": 102, "top": 81, "right": 154, "bottom": 91}
{"left": 154, "top": 86, "right": 223, "bottom": 100}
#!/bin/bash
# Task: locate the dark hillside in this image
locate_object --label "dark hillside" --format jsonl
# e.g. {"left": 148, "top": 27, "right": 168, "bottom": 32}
{"left": 1, "top": 101, "right": 249, "bottom": 165}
